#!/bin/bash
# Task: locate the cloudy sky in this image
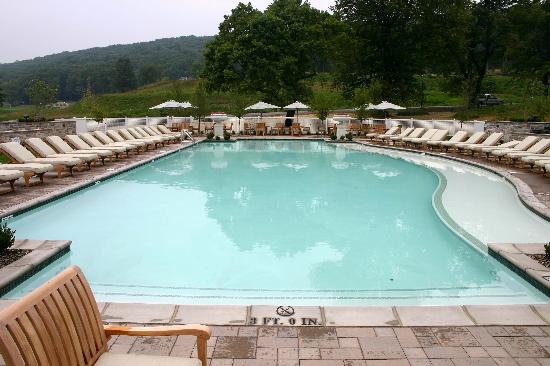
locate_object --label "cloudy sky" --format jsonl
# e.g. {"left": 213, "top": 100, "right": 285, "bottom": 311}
{"left": 0, "top": 0, "right": 334, "bottom": 64}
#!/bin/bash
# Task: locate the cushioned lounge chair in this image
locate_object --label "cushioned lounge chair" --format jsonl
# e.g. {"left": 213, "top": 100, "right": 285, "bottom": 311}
{"left": 489, "top": 136, "right": 541, "bottom": 161}
{"left": 502, "top": 138, "right": 550, "bottom": 165}
{"left": 0, "top": 265, "right": 210, "bottom": 366}
{"left": 65, "top": 134, "right": 128, "bottom": 159}
{"left": 365, "top": 125, "right": 400, "bottom": 140}
{"left": 46, "top": 135, "right": 113, "bottom": 165}
{"left": 520, "top": 147, "right": 550, "bottom": 167}
{"left": 457, "top": 132, "right": 504, "bottom": 155}
{"left": 0, "top": 169, "right": 24, "bottom": 192}
{"left": 0, "top": 142, "right": 81, "bottom": 177}
{"left": 380, "top": 127, "right": 413, "bottom": 143}
{"left": 80, "top": 133, "right": 138, "bottom": 156}
{"left": 118, "top": 129, "right": 159, "bottom": 149}
{"left": 127, "top": 128, "right": 163, "bottom": 145}
{"left": 156, "top": 124, "right": 185, "bottom": 138}
{"left": 410, "top": 129, "right": 448, "bottom": 148}
{"left": 427, "top": 131, "right": 468, "bottom": 150}
{"left": 136, "top": 126, "right": 173, "bottom": 143}
{"left": 143, "top": 126, "right": 180, "bottom": 142}
{"left": 25, "top": 138, "right": 98, "bottom": 169}
{"left": 403, "top": 128, "right": 438, "bottom": 147}
{"left": 103, "top": 130, "right": 146, "bottom": 151}
{"left": 441, "top": 131, "right": 485, "bottom": 151}
{"left": 0, "top": 163, "right": 52, "bottom": 186}
{"left": 391, "top": 127, "right": 426, "bottom": 145}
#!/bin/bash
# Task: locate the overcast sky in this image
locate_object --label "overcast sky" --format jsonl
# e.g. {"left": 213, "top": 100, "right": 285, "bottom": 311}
{"left": 0, "top": 0, "right": 334, "bottom": 64}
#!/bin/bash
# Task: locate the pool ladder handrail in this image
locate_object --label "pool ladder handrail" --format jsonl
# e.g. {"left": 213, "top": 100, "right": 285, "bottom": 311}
{"left": 182, "top": 129, "right": 195, "bottom": 143}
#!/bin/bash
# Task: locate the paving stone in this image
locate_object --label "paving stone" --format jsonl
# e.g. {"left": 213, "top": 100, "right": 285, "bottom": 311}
{"left": 432, "top": 328, "right": 480, "bottom": 347}
{"left": 417, "top": 336, "right": 441, "bottom": 347}
{"left": 300, "top": 361, "right": 344, "bottom": 366}
{"left": 397, "top": 307, "right": 473, "bottom": 326}
{"left": 451, "top": 358, "right": 498, "bottom": 366}
{"left": 466, "top": 306, "right": 546, "bottom": 326}
{"left": 403, "top": 348, "right": 427, "bottom": 359}
{"left": 210, "top": 360, "right": 234, "bottom": 366}
{"left": 337, "top": 328, "right": 376, "bottom": 338}
{"left": 321, "top": 348, "right": 364, "bottom": 360}
{"left": 277, "top": 360, "right": 298, "bottom": 366}
{"left": 259, "top": 327, "right": 278, "bottom": 337}
{"left": 129, "top": 335, "right": 176, "bottom": 355}
{"left": 463, "top": 347, "right": 490, "bottom": 358}
{"left": 428, "top": 360, "right": 453, "bottom": 366}
{"left": 258, "top": 337, "right": 299, "bottom": 348}
{"left": 513, "top": 359, "right": 540, "bottom": 366}
{"left": 239, "top": 327, "right": 259, "bottom": 337}
{"left": 299, "top": 327, "right": 339, "bottom": 348}
{"left": 395, "top": 328, "right": 421, "bottom": 348}
{"left": 192, "top": 345, "right": 215, "bottom": 359}
{"left": 109, "top": 343, "right": 133, "bottom": 353}
{"left": 233, "top": 360, "right": 276, "bottom": 366}
{"left": 536, "top": 358, "right": 550, "bottom": 366}
{"left": 114, "top": 335, "right": 137, "bottom": 345}
{"left": 339, "top": 338, "right": 361, "bottom": 348}
{"left": 278, "top": 348, "right": 299, "bottom": 359}
{"left": 345, "top": 361, "right": 367, "bottom": 366}
{"left": 278, "top": 328, "right": 298, "bottom": 338}
{"left": 408, "top": 360, "right": 431, "bottom": 366}
{"left": 102, "top": 303, "right": 175, "bottom": 323}
{"left": 256, "top": 347, "right": 277, "bottom": 359}
{"left": 412, "top": 328, "right": 434, "bottom": 337}
{"left": 325, "top": 307, "right": 398, "bottom": 326}
{"left": 214, "top": 336, "right": 256, "bottom": 359}
{"left": 175, "top": 305, "right": 247, "bottom": 325}
{"left": 467, "top": 328, "right": 500, "bottom": 347}
{"left": 299, "top": 347, "right": 321, "bottom": 359}
{"left": 175, "top": 334, "right": 199, "bottom": 347}
{"left": 504, "top": 327, "right": 546, "bottom": 337}
{"left": 359, "top": 336, "right": 406, "bottom": 359}
{"left": 483, "top": 347, "right": 510, "bottom": 358}
{"left": 486, "top": 328, "right": 510, "bottom": 337}
{"left": 364, "top": 360, "right": 410, "bottom": 366}
{"left": 250, "top": 306, "right": 322, "bottom": 327}
{"left": 375, "top": 328, "right": 396, "bottom": 337}
{"left": 495, "top": 337, "right": 549, "bottom": 358}
{"left": 492, "top": 358, "right": 518, "bottom": 366}
{"left": 211, "top": 327, "right": 240, "bottom": 337}
{"left": 423, "top": 347, "right": 468, "bottom": 358}
{"left": 533, "top": 337, "right": 550, "bottom": 347}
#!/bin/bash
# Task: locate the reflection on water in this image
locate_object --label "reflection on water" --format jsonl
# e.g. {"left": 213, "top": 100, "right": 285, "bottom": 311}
{"left": 3, "top": 141, "right": 548, "bottom": 305}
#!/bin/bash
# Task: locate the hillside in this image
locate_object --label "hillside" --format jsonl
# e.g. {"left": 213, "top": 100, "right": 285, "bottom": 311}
{"left": 0, "top": 35, "right": 213, "bottom": 103}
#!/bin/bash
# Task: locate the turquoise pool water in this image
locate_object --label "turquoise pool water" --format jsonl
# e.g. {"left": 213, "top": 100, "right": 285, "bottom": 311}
{"left": 4, "top": 140, "right": 550, "bottom": 305}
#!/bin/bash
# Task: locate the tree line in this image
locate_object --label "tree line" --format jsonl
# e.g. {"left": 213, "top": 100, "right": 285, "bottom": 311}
{"left": 202, "top": 0, "right": 549, "bottom": 108}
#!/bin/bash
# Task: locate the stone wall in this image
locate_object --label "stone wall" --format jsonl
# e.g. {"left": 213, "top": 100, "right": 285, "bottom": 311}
{"left": 485, "top": 121, "right": 550, "bottom": 141}
{"left": 0, "top": 120, "right": 77, "bottom": 143}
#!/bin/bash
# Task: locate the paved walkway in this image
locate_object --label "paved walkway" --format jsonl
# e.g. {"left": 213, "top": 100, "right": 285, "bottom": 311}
{"left": 104, "top": 325, "right": 550, "bottom": 365}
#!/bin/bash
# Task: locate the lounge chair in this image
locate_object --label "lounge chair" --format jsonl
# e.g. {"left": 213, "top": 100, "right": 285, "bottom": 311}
{"left": 81, "top": 132, "right": 140, "bottom": 155}
{"left": 25, "top": 138, "right": 98, "bottom": 169}
{"left": 127, "top": 127, "right": 164, "bottom": 146}
{"left": 427, "top": 131, "right": 468, "bottom": 150}
{"left": 520, "top": 146, "right": 550, "bottom": 168}
{"left": 46, "top": 135, "right": 113, "bottom": 165}
{"left": 0, "top": 265, "right": 211, "bottom": 366}
{"left": 103, "top": 130, "right": 147, "bottom": 151}
{"left": 403, "top": 128, "right": 438, "bottom": 147}
{"left": 66, "top": 134, "right": 128, "bottom": 159}
{"left": 457, "top": 132, "right": 504, "bottom": 155}
{"left": 441, "top": 131, "right": 485, "bottom": 152}
{"left": 380, "top": 127, "right": 412, "bottom": 143}
{"left": 365, "top": 125, "right": 399, "bottom": 140}
{"left": 410, "top": 129, "right": 448, "bottom": 148}
{"left": 391, "top": 127, "right": 426, "bottom": 145}
{"left": 501, "top": 138, "right": 550, "bottom": 165}
{"left": 0, "top": 163, "right": 52, "bottom": 186}
{"left": 151, "top": 124, "right": 184, "bottom": 139}
{"left": 117, "top": 129, "right": 159, "bottom": 149}
{"left": 534, "top": 159, "right": 550, "bottom": 171}
{"left": 479, "top": 140, "right": 521, "bottom": 157}
{"left": 489, "top": 136, "right": 541, "bottom": 161}
{"left": 143, "top": 126, "right": 179, "bottom": 143}
{"left": 0, "top": 142, "right": 81, "bottom": 177}
{"left": 135, "top": 126, "right": 173, "bottom": 143}
{"left": 0, "top": 169, "right": 24, "bottom": 192}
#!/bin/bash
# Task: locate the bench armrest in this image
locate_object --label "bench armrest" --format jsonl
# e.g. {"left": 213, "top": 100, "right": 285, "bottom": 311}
{"left": 104, "top": 324, "right": 211, "bottom": 339}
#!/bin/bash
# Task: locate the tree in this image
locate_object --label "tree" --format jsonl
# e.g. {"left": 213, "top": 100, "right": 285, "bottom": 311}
{"left": 113, "top": 57, "right": 137, "bottom": 92}
{"left": 202, "top": 0, "right": 335, "bottom": 104}
{"left": 25, "top": 79, "right": 57, "bottom": 120}
{"left": 138, "top": 64, "right": 162, "bottom": 86}
{"left": 227, "top": 93, "right": 254, "bottom": 133}
{"left": 0, "top": 85, "right": 5, "bottom": 106}
{"left": 191, "top": 81, "right": 210, "bottom": 133}
{"left": 308, "top": 89, "right": 337, "bottom": 127}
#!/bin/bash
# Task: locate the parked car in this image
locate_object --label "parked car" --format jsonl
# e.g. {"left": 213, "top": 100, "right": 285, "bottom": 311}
{"left": 478, "top": 94, "right": 503, "bottom": 107}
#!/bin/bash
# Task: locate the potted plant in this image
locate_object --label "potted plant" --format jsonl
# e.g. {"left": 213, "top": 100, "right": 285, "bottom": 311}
{"left": 0, "top": 222, "right": 15, "bottom": 254}
{"left": 224, "top": 131, "right": 231, "bottom": 141}
{"left": 207, "top": 132, "right": 214, "bottom": 140}
{"left": 345, "top": 132, "right": 353, "bottom": 141}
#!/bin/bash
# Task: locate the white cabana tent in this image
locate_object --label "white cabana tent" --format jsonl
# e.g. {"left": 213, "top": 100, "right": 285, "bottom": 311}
{"left": 284, "top": 101, "right": 310, "bottom": 124}
{"left": 149, "top": 100, "right": 194, "bottom": 109}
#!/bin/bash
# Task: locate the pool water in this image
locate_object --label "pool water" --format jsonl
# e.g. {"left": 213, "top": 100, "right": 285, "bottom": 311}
{"left": 4, "top": 140, "right": 550, "bottom": 305}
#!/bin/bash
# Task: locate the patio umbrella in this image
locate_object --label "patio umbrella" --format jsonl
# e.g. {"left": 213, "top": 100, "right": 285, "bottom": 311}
{"left": 284, "top": 101, "right": 310, "bottom": 125}
{"left": 372, "top": 101, "right": 405, "bottom": 118}
{"left": 149, "top": 100, "right": 194, "bottom": 109}
{"left": 244, "top": 101, "right": 280, "bottom": 133}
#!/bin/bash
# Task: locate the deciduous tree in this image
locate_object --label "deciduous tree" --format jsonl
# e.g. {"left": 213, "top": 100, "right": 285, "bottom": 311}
{"left": 114, "top": 57, "right": 137, "bottom": 92}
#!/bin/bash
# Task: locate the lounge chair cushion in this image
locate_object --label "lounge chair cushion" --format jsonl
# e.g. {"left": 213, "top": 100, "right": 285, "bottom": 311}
{"left": 95, "top": 353, "right": 201, "bottom": 366}
{"left": 26, "top": 137, "right": 99, "bottom": 161}
{"left": 0, "top": 142, "right": 81, "bottom": 166}
{"left": 0, "top": 169, "right": 24, "bottom": 181}
{"left": 0, "top": 163, "right": 53, "bottom": 173}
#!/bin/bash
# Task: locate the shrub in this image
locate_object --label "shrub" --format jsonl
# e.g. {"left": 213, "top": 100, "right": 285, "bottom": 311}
{"left": 330, "top": 133, "right": 337, "bottom": 140}
{"left": 339, "top": 135, "right": 345, "bottom": 141}
{"left": 0, "top": 222, "right": 16, "bottom": 253}
{"left": 207, "top": 132, "right": 214, "bottom": 140}
{"left": 345, "top": 132, "right": 353, "bottom": 141}
{"left": 545, "top": 243, "right": 550, "bottom": 259}
{"left": 223, "top": 131, "right": 231, "bottom": 141}
{"left": 215, "top": 135, "right": 221, "bottom": 140}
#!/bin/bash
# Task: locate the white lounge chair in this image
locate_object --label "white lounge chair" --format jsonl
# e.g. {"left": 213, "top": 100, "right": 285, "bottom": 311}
{"left": 403, "top": 128, "right": 438, "bottom": 147}
{"left": 0, "top": 142, "right": 81, "bottom": 177}
{"left": 135, "top": 126, "right": 173, "bottom": 143}
{"left": 489, "top": 136, "right": 541, "bottom": 161}
{"left": 65, "top": 134, "right": 128, "bottom": 159}
{"left": 126, "top": 128, "right": 163, "bottom": 146}
{"left": 427, "top": 130, "right": 468, "bottom": 150}
{"left": 0, "top": 169, "right": 24, "bottom": 192}
{"left": 521, "top": 147, "right": 550, "bottom": 168}
{"left": 103, "top": 130, "right": 147, "bottom": 151}
{"left": 410, "top": 129, "right": 448, "bottom": 148}
{"left": 380, "top": 127, "right": 413, "bottom": 143}
{"left": 152, "top": 124, "right": 184, "bottom": 139}
{"left": 457, "top": 132, "right": 504, "bottom": 155}
{"left": 0, "top": 163, "right": 53, "bottom": 186}
{"left": 117, "top": 129, "right": 159, "bottom": 150}
{"left": 365, "top": 126, "right": 400, "bottom": 140}
{"left": 25, "top": 138, "right": 98, "bottom": 169}
{"left": 503, "top": 138, "right": 550, "bottom": 165}
{"left": 46, "top": 135, "right": 113, "bottom": 165}
{"left": 441, "top": 132, "right": 485, "bottom": 151}
{"left": 80, "top": 133, "right": 138, "bottom": 156}
{"left": 143, "top": 126, "right": 179, "bottom": 143}
{"left": 392, "top": 127, "right": 426, "bottom": 145}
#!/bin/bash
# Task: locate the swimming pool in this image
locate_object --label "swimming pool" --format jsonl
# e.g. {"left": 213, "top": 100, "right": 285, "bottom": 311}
{"left": 4, "top": 140, "right": 550, "bottom": 305}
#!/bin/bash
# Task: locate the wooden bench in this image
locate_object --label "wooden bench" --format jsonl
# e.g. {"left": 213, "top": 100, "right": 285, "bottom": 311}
{"left": 0, "top": 266, "right": 211, "bottom": 366}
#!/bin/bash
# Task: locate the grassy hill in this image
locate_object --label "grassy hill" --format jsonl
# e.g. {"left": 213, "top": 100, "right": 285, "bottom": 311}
{"left": 0, "top": 75, "right": 547, "bottom": 122}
